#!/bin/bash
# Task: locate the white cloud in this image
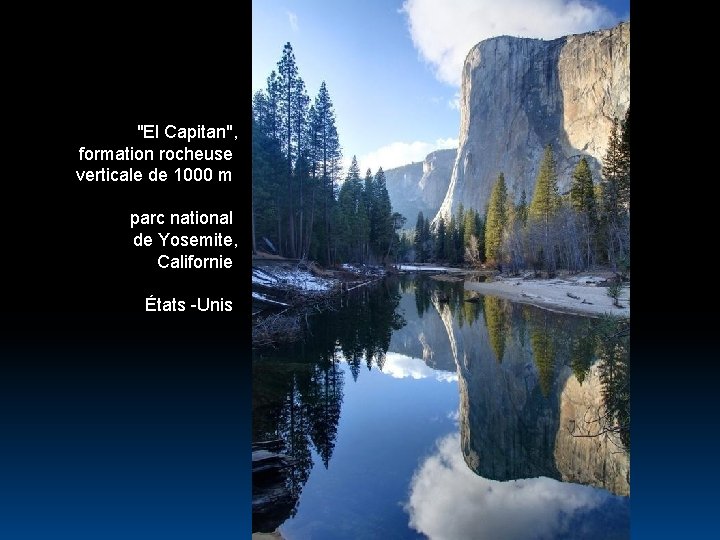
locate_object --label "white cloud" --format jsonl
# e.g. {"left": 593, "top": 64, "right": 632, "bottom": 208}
{"left": 381, "top": 352, "right": 458, "bottom": 383}
{"left": 405, "top": 433, "right": 629, "bottom": 540}
{"left": 287, "top": 11, "right": 299, "bottom": 32}
{"left": 401, "top": 0, "right": 619, "bottom": 86}
{"left": 353, "top": 137, "right": 459, "bottom": 173}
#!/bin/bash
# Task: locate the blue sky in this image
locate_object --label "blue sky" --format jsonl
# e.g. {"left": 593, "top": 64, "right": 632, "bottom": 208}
{"left": 252, "top": 0, "right": 629, "bottom": 174}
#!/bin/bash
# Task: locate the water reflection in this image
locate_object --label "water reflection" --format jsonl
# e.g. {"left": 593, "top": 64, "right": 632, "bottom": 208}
{"left": 382, "top": 352, "right": 458, "bottom": 383}
{"left": 253, "top": 275, "right": 629, "bottom": 537}
{"left": 252, "top": 280, "right": 404, "bottom": 532}
{"left": 433, "top": 286, "right": 630, "bottom": 494}
{"left": 406, "top": 433, "right": 629, "bottom": 540}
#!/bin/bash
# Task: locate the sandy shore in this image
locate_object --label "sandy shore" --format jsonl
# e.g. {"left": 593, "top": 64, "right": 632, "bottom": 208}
{"left": 465, "top": 275, "right": 630, "bottom": 317}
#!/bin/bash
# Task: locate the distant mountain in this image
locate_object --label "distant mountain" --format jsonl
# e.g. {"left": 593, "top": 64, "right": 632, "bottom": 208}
{"left": 384, "top": 148, "right": 456, "bottom": 224}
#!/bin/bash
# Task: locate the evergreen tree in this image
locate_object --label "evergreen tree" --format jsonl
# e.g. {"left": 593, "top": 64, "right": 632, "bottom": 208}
{"left": 371, "top": 167, "right": 393, "bottom": 261}
{"left": 485, "top": 173, "right": 508, "bottom": 266}
{"left": 277, "top": 43, "right": 310, "bottom": 257}
{"left": 422, "top": 217, "right": 431, "bottom": 261}
{"left": 529, "top": 145, "right": 561, "bottom": 226}
{"left": 601, "top": 118, "right": 624, "bottom": 220}
{"left": 414, "top": 212, "right": 426, "bottom": 262}
{"left": 570, "top": 158, "right": 596, "bottom": 215}
{"left": 570, "top": 158, "right": 598, "bottom": 267}
{"left": 337, "top": 156, "right": 366, "bottom": 261}
{"left": 600, "top": 116, "right": 630, "bottom": 269}
{"left": 619, "top": 108, "right": 630, "bottom": 211}
{"left": 475, "top": 213, "right": 486, "bottom": 262}
{"left": 516, "top": 189, "right": 528, "bottom": 228}
{"left": 362, "top": 168, "right": 374, "bottom": 261}
{"left": 309, "top": 82, "right": 342, "bottom": 264}
{"left": 455, "top": 203, "right": 465, "bottom": 263}
{"left": 444, "top": 215, "right": 457, "bottom": 262}
{"left": 529, "top": 145, "right": 561, "bottom": 272}
{"left": 463, "top": 208, "right": 476, "bottom": 249}
{"left": 252, "top": 104, "right": 285, "bottom": 254}
{"left": 435, "top": 217, "right": 446, "bottom": 260}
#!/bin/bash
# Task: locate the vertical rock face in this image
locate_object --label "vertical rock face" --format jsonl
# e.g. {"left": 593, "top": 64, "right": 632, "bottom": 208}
{"left": 435, "top": 22, "right": 629, "bottom": 223}
{"left": 555, "top": 364, "right": 630, "bottom": 496}
{"left": 385, "top": 148, "right": 456, "bottom": 223}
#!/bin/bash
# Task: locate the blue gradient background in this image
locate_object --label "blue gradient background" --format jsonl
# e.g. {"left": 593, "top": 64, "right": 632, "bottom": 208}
{"left": 0, "top": 326, "right": 250, "bottom": 540}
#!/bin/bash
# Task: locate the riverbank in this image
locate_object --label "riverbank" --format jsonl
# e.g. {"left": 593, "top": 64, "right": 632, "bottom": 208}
{"left": 465, "top": 273, "right": 629, "bottom": 317}
{"left": 252, "top": 256, "right": 386, "bottom": 345}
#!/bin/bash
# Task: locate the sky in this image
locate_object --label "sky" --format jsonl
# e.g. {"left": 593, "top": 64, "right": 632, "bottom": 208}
{"left": 252, "top": 0, "right": 630, "bottom": 174}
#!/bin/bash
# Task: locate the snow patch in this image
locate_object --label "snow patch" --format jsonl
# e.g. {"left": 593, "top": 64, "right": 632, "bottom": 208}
{"left": 252, "top": 265, "right": 338, "bottom": 293}
{"left": 252, "top": 292, "right": 289, "bottom": 306}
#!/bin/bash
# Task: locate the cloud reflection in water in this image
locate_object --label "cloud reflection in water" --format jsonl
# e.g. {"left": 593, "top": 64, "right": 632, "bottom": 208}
{"left": 405, "top": 433, "right": 629, "bottom": 540}
{"left": 381, "top": 352, "right": 458, "bottom": 383}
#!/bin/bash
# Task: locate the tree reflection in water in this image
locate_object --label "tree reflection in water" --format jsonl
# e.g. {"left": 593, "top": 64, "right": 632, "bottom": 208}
{"left": 252, "top": 278, "right": 404, "bottom": 531}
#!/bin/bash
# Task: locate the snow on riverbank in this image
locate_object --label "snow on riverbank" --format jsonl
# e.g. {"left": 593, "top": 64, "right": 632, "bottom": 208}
{"left": 252, "top": 265, "right": 338, "bottom": 293}
{"left": 252, "top": 292, "right": 289, "bottom": 306}
{"left": 465, "top": 275, "right": 630, "bottom": 317}
{"left": 398, "top": 265, "right": 467, "bottom": 272}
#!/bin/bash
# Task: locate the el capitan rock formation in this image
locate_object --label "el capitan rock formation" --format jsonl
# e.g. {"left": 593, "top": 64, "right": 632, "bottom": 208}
{"left": 435, "top": 22, "right": 629, "bottom": 223}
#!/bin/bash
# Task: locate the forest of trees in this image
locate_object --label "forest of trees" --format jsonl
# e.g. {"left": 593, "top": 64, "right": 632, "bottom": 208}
{"left": 409, "top": 204, "right": 485, "bottom": 265}
{"left": 252, "top": 43, "right": 402, "bottom": 265}
{"left": 404, "top": 109, "right": 630, "bottom": 274}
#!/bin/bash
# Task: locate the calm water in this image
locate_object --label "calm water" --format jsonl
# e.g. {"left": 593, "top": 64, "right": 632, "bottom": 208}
{"left": 253, "top": 275, "right": 630, "bottom": 540}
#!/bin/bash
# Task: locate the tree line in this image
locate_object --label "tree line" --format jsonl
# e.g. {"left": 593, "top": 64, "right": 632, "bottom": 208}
{"left": 405, "top": 109, "right": 630, "bottom": 274}
{"left": 252, "top": 43, "right": 402, "bottom": 265}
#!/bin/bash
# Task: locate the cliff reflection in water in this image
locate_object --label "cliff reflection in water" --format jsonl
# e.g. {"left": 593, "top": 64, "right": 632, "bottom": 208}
{"left": 428, "top": 280, "right": 629, "bottom": 496}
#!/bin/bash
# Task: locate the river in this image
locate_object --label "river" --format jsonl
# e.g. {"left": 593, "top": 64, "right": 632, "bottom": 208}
{"left": 253, "top": 275, "right": 629, "bottom": 539}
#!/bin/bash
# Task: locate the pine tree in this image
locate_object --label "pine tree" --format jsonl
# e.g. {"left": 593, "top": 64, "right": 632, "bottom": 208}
{"left": 414, "top": 212, "right": 426, "bottom": 262}
{"left": 371, "top": 168, "right": 393, "bottom": 262}
{"left": 600, "top": 116, "right": 630, "bottom": 269}
{"left": 455, "top": 203, "right": 465, "bottom": 263}
{"left": 277, "top": 43, "right": 309, "bottom": 257}
{"left": 570, "top": 157, "right": 598, "bottom": 268}
{"left": 309, "top": 82, "right": 342, "bottom": 264}
{"left": 252, "top": 100, "right": 285, "bottom": 254}
{"left": 529, "top": 145, "right": 561, "bottom": 226}
{"left": 444, "top": 215, "right": 456, "bottom": 262}
{"left": 619, "top": 108, "right": 630, "bottom": 211}
{"left": 421, "top": 217, "right": 431, "bottom": 262}
{"left": 362, "top": 168, "right": 373, "bottom": 261}
{"left": 463, "top": 208, "right": 476, "bottom": 249}
{"left": 570, "top": 158, "right": 595, "bottom": 215}
{"left": 516, "top": 189, "right": 528, "bottom": 228}
{"left": 485, "top": 173, "right": 508, "bottom": 266}
{"left": 338, "top": 156, "right": 365, "bottom": 261}
{"left": 435, "top": 217, "right": 446, "bottom": 260}
{"left": 475, "top": 213, "right": 486, "bottom": 262}
{"left": 529, "top": 145, "right": 561, "bottom": 273}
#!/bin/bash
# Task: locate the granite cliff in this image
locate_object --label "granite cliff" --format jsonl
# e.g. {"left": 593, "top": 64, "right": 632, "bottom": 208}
{"left": 435, "top": 22, "right": 629, "bottom": 223}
